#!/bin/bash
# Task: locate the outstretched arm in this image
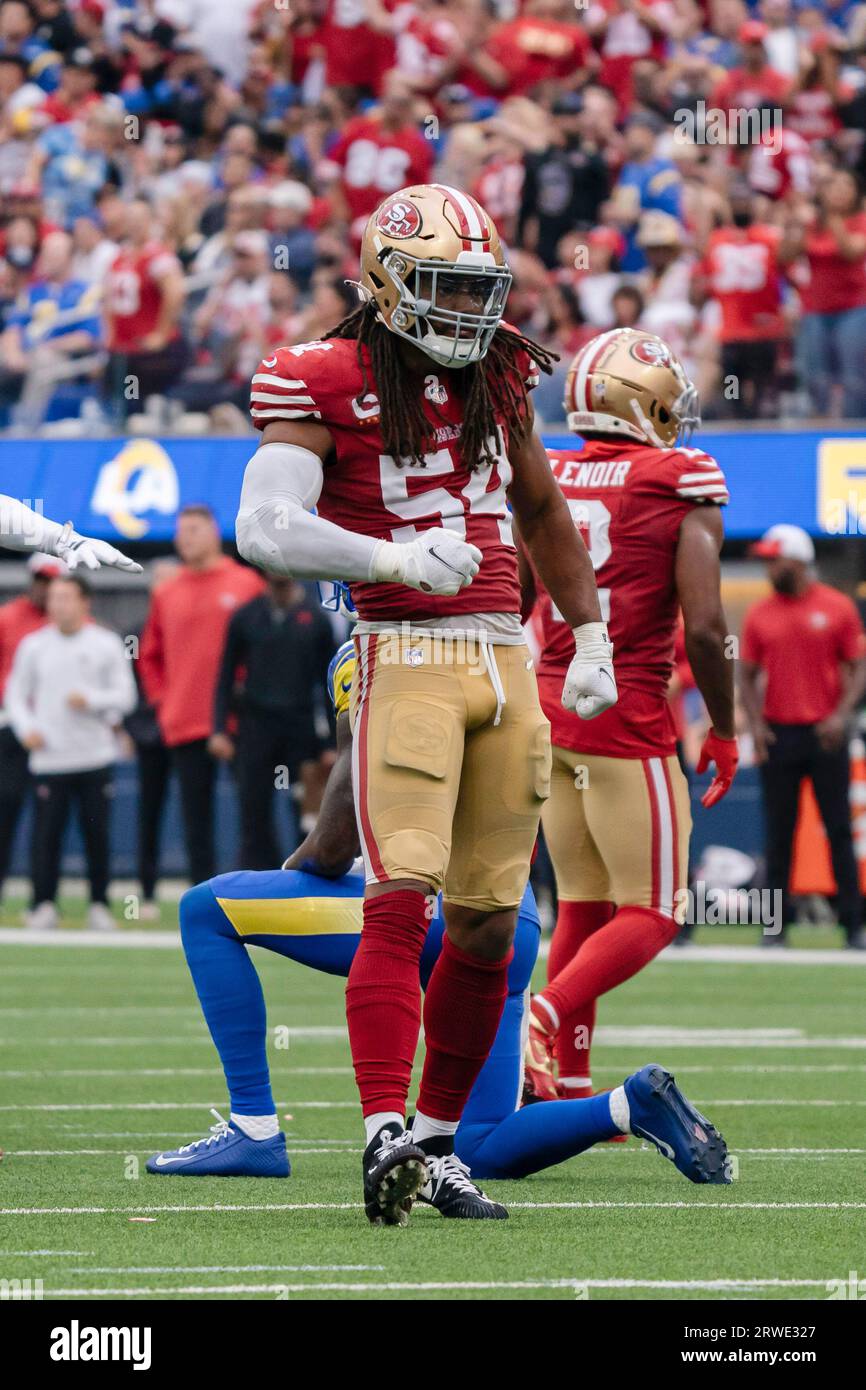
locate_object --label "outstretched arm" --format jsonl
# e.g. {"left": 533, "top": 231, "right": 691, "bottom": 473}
{"left": 0, "top": 495, "right": 141, "bottom": 573}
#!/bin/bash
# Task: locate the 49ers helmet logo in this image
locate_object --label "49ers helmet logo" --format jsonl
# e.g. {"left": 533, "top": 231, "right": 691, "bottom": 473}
{"left": 629, "top": 337, "right": 672, "bottom": 367}
{"left": 375, "top": 199, "right": 422, "bottom": 238}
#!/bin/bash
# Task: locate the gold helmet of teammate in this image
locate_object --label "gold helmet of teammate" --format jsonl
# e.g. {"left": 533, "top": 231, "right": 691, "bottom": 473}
{"left": 359, "top": 184, "right": 512, "bottom": 369}
{"left": 564, "top": 328, "right": 701, "bottom": 447}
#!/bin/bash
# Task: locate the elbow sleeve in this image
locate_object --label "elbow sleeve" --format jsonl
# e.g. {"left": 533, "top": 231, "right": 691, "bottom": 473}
{"left": 236, "top": 442, "right": 380, "bottom": 582}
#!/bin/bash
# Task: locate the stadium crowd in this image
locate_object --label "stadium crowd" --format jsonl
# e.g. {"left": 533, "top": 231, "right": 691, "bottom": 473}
{"left": 0, "top": 0, "right": 865, "bottom": 430}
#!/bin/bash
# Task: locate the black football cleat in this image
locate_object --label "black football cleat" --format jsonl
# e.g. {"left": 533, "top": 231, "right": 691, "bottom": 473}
{"left": 362, "top": 1123, "right": 428, "bottom": 1227}
{"left": 415, "top": 1137, "right": 508, "bottom": 1219}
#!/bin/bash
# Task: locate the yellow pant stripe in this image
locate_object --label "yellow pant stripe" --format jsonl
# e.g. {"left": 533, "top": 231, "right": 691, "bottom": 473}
{"left": 216, "top": 896, "right": 363, "bottom": 938}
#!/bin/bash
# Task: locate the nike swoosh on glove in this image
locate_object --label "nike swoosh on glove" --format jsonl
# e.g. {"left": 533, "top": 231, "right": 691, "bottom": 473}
{"left": 372, "top": 526, "right": 482, "bottom": 596}
{"left": 55, "top": 524, "right": 143, "bottom": 574}
{"left": 561, "top": 621, "right": 618, "bottom": 720}
{"left": 696, "top": 729, "right": 739, "bottom": 807}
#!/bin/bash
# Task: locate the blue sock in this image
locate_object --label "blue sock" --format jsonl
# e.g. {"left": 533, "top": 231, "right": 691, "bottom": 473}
{"left": 457, "top": 1093, "right": 620, "bottom": 1179}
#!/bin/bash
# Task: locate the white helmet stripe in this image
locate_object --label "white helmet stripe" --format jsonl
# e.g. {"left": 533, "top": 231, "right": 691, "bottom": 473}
{"left": 573, "top": 329, "right": 622, "bottom": 412}
{"left": 431, "top": 183, "right": 486, "bottom": 242}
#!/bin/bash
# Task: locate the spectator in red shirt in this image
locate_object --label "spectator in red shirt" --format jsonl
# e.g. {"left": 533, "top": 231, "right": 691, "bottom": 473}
{"left": 103, "top": 197, "right": 187, "bottom": 421}
{"left": 39, "top": 48, "right": 101, "bottom": 125}
{"left": 710, "top": 20, "right": 791, "bottom": 115}
{"left": 692, "top": 181, "right": 785, "bottom": 417}
{"left": 0, "top": 553, "right": 60, "bottom": 903}
{"left": 740, "top": 524, "right": 866, "bottom": 948}
{"left": 467, "top": 0, "right": 593, "bottom": 100}
{"left": 780, "top": 170, "right": 866, "bottom": 417}
{"left": 138, "top": 505, "right": 265, "bottom": 883}
{"left": 328, "top": 72, "right": 434, "bottom": 242}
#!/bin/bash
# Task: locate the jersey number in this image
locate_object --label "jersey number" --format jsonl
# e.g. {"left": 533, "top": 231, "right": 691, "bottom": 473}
{"left": 551, "top": 499, "right": 612, "bottom": 624}
{"left": 379, "top": 442, "right": 513, "bottom": 547}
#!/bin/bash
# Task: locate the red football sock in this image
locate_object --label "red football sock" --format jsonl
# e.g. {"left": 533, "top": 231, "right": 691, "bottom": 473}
{"left": 548, "top": 901, "right": 613, "bottom": 1091}
{"left": 416, "top": 935, "right": 512, "bottom": 1123}
{"left": 538, "top": 905, "right": 680, "bottom": 1028}
{"left": 345, "top": 888, "right": 429, "bottom": 1118}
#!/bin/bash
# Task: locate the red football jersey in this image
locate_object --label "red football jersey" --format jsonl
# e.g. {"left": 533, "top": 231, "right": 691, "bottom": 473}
{"left": 748, "top": 129, "right": 812, "bottom": 201}
{"left": 534, "top": 440, "right": 728, "bottom": 758}
{"left": 698, "top": 225, "right": 784, "bottom": 343}
{"left": 319, "top": 0, "right": 395, "bottom": 91}
{"left": 329, "top": 115, "right": 434, "bottom": 224}
{"left": 104, "top": 243, "right": 181, "bottom": 352}
{"left": 483, "top": 17, "right": 591, "bottom": 97}
{"left": 250, "top": 336, "right": 539, "bottom": 622}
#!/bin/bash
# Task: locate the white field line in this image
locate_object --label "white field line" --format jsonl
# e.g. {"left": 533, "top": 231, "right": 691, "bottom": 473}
{"left": 4, "top": 1062, "right": 866, "bottom": 1080}
{"left": 36, "top": 1277, "right": 846, "bottom": 1297}
{"left": 7, "top": 1148, "right": 365, "bottom": 1157}
{"left": 0, "top": 1250, "right": 92, "bottom": 1257}
{"left": 2, "top": 1096, "right": 864, "bottom": 1113}
{"left": 0, "top": 1066, "right": 354, "bottom": 1078}
{"left": 4, "top": 1201, "right": 866, "bottom": 1216}
{"left": 3, "top": 928, "right": 864, "bottom": 966}
{"left": 68, "top": 1264, "right": 385, "bottom": 1274}
{"left": 5, "top": 1146, "right": 862, "bottom": 1160}
{"left": 0, "top": 930, "right": 181, "bottom": 949}
{"left": 1, "top": 1029, "right": 865, "bottom": 1050}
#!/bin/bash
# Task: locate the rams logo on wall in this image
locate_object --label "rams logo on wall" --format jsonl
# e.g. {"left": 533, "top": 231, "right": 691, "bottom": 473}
{"left": 817, "top": 438, "right": 866, "bottom": 536}
{"left": 90, "top": 440, "right": 180, "bottom": 539}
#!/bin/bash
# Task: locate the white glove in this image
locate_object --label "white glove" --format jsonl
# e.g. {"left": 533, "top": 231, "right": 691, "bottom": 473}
{"left": 371, "top": 526, "right": 481, "bottom": 596}
{"left": 54, "top": 522, "right": 142, "bottom": 575}
{"left": 562, "top": 621, "right": 618, "bottom": 720}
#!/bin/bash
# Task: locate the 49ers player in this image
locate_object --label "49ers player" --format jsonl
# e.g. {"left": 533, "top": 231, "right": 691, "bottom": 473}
{"left": 236, "top": 184, "right": 617, "bottom": 1225}
{"left": 520, "top": 328, "right": 739, "bottom": 1103}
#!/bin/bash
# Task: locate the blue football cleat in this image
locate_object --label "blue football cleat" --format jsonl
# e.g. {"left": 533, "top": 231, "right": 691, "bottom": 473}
{"left": 624, "top": 1065, "right": 730, "bottom": 1184}
{"left": 146, "top": 1109, "right": 290, "bottom": 1177}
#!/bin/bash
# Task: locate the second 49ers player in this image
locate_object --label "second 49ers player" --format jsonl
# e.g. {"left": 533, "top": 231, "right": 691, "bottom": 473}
{"left": 236, "top": 184, "right": 617, "bottom": 1225}
{"left": 520, "top": 327, "right": 739, "bottom": 1105}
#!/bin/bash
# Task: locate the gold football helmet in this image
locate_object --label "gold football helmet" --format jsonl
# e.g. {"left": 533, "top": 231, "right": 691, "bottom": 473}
{"left": 564, "top": 328, "right": 700, "bottom": 446}
{"left": 359, "top": 184, "right": 512, "bottom": 368}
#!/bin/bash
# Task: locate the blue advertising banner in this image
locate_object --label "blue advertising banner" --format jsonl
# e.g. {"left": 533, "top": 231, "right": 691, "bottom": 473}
{"left": 4, "top": 428, "right": 866, "bottom": 545}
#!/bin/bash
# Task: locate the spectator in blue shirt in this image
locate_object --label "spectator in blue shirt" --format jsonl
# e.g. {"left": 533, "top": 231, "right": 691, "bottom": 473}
{"left": 30, "top": 101, "right": 123, "bottom": 226}
{"left": 0, "top": 230, "right": 102, "bottom": 424}
{"left": 606, "top": 112, "right": 683, "bottom": 272}
{"left": 0, "top": 0, "right": 60, "bottom": 91}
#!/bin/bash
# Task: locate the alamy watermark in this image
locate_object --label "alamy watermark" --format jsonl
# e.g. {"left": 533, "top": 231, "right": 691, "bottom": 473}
{"left": 674, "top": 102, "right": 783, "bottom": 152}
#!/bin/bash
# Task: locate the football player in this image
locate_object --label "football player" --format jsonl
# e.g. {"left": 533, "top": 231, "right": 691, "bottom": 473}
{"left": 236, "top": 184, "right": 618, "bottom": 1223}
{"left": 520, "top": 328, "right": 739, "bottom": 1101}
{"left": 146, "top": 640, "right": 730, "bottom": 1211}
{"left": 0, "top": 495, "right": 141, "bottom": 573}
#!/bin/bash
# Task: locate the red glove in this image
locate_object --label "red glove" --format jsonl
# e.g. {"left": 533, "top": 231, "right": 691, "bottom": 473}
{"left": 696, "top": 729, "right": 739, "bottom": 808}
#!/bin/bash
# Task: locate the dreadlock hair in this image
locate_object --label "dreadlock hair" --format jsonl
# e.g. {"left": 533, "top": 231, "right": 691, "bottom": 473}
{"left": 324, "top": 301, "right": 558, "bottom": 471}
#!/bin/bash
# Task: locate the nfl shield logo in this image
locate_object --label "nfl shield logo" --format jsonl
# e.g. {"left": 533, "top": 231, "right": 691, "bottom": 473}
{"left": 404, "top": 647, "right": 425, "bottom": 667}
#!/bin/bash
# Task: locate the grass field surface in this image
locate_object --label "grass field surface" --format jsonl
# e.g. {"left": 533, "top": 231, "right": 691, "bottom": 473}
{"left": 1, "top": 915, "right": 864, "bottom": 1302}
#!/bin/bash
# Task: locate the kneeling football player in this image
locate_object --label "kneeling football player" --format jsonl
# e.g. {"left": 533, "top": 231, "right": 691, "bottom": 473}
{"left": 146, "top": 642, "right": 731, "bottom": 1217}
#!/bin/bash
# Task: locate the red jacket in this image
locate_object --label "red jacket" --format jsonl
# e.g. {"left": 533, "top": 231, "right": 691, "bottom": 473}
{"left": 139, "top": 558, "right": 265, "bottom": 747}
{"left": 0, "top": 595, "right": 49, "bottom": 703}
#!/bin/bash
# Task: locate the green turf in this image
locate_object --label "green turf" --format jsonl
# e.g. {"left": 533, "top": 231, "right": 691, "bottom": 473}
{"left": 0, "top": 937, "right": 864, "bottom": 1301}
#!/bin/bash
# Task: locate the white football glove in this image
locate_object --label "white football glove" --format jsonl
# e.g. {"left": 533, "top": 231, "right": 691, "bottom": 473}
{"left": 561, "top": 621, "right": 618, "bottom": 720}
{"left": 54, "top": 522, "right": 142, "bottom": 575}
{"left": 371, "top": 526, "right": 482, "bottom": 596}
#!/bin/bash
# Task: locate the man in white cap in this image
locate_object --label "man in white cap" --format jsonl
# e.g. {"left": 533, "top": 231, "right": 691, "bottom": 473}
{"left": 740, "top": 524, "right": 866, "bottom": 948}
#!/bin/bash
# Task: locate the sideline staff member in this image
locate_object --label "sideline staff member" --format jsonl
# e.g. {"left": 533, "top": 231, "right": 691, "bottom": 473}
{"left": 740, "top": 525, "right": 866, "bottom": 949}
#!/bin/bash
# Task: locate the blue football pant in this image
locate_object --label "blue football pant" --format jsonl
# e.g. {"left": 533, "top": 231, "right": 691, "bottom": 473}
{"left": 179, "top": 870, "right": 621, "bottom": 1178}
